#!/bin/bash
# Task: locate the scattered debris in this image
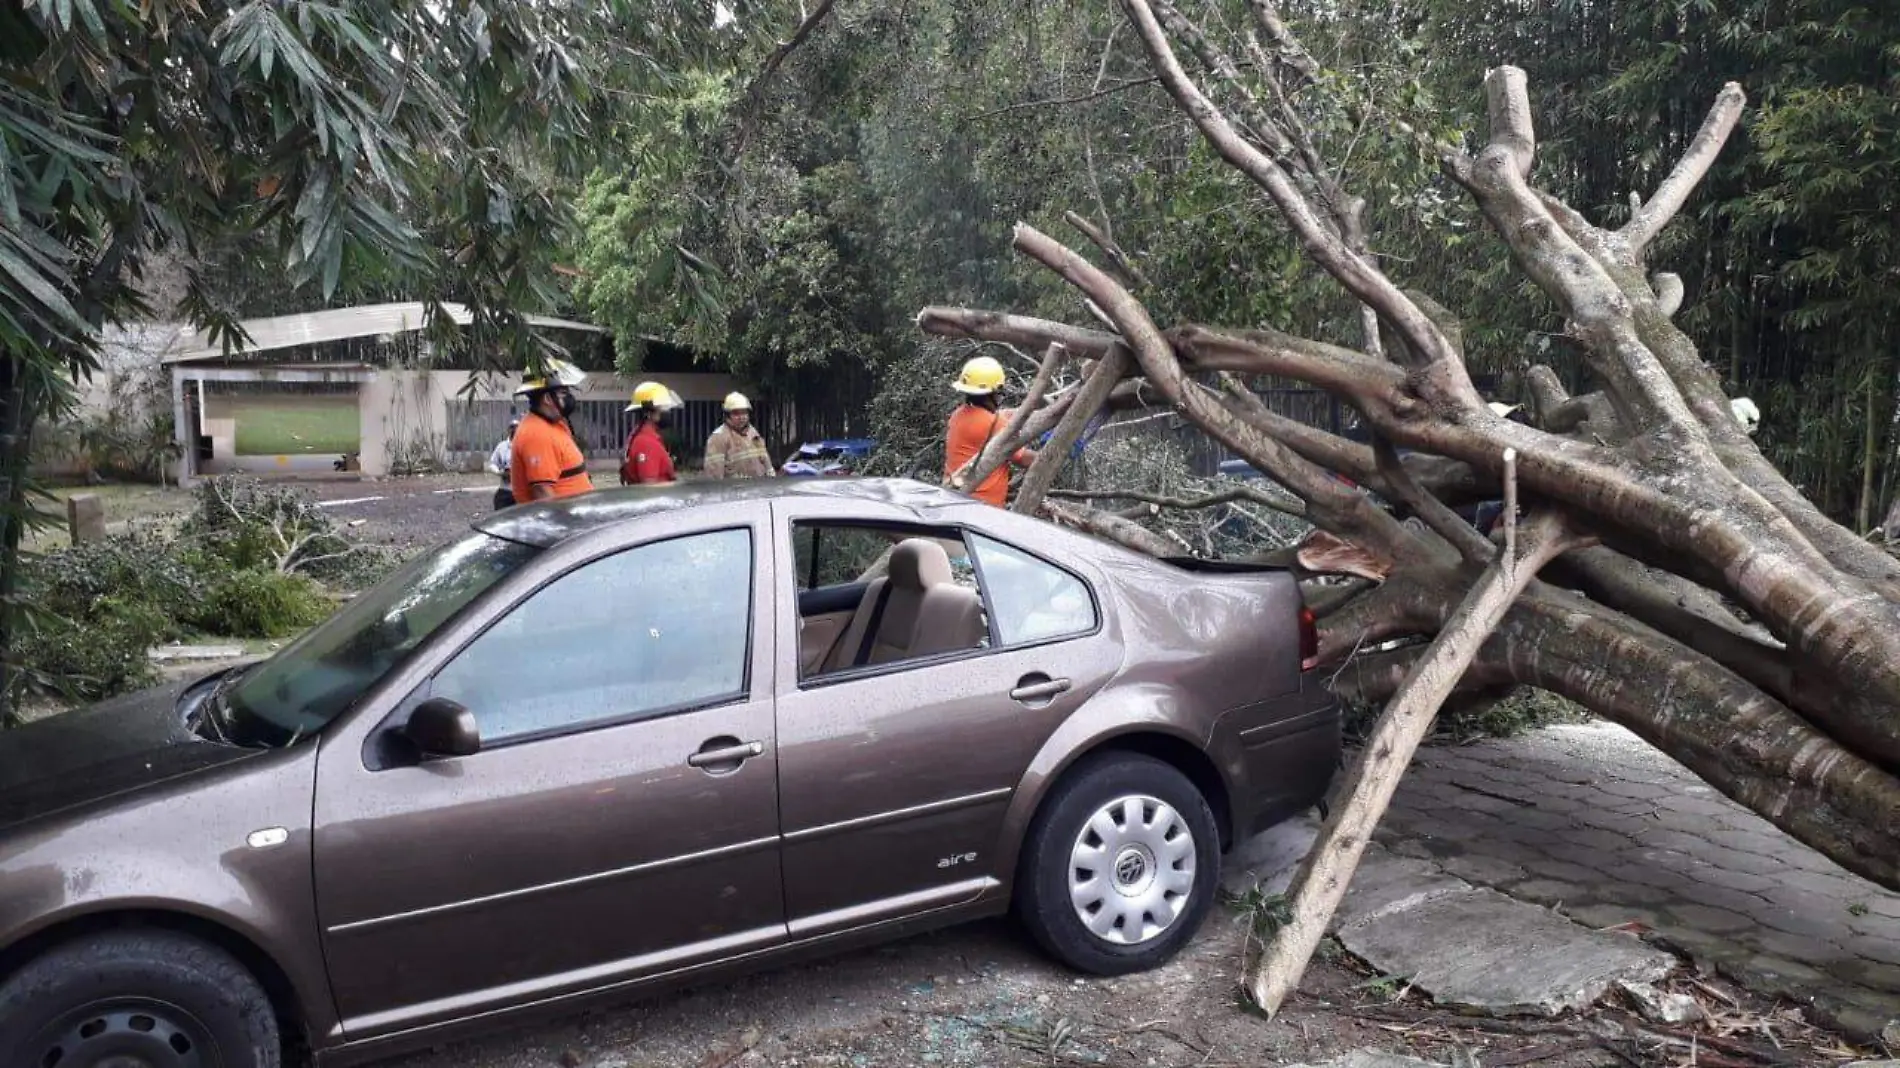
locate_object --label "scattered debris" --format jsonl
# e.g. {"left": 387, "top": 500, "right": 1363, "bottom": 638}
{"left": 1618, "top": 979, "right": 1704, "bottom": 1024}
{"left": 1286, "top": 1051, "right": 1449, "bottom": 1068}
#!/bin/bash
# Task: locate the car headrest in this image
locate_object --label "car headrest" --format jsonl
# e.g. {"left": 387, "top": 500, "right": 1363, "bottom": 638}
{"left": 889, "top": 538, "right": 953, "bottom": 590}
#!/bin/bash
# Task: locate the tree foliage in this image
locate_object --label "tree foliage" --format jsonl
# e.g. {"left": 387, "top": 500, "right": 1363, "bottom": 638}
{"left": 0, "top": 0, "right": 785, "bottom": 717}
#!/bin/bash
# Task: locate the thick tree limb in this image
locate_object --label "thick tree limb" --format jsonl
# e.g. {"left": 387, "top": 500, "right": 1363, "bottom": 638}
{"left": 918, "top": 307, "right": 1121, "bottom": 360}
{"left": 1012, "top": 221, "right": 1417, "bottom": 566}
{"left": 1014, "top": 346, "right": 1131, "bottom": 514}
{"left": 1326, "top": 578, "right": 1900, "bottom": 889}
{"left": 1246, "top": 0, "right": 1319, "bottom": 86}
{"left": 1124, "top": 0, "right": 1478, "bottom": 400}
{"left": 1042, "top": 498, "right": 1180, "bottom": 557}
{"left": 1622, "top": 82, "right": 1746, "bottom": 253}
{"left": 1552, "top": 546, "right": 1804, "bottom": 708}
{"left": 1247, "top": 510, "right": 1583, "bottom": 1016}
{"left": 1375, "top": 437, "right": 1493, "bottom": 565}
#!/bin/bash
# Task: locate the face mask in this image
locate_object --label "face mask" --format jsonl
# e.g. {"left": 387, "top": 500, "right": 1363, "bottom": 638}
{"left": 655, "top": 411, "right": 673, "bottom": 430}
{"left": 556, "top": 390, "right": 577, "bottom": 418}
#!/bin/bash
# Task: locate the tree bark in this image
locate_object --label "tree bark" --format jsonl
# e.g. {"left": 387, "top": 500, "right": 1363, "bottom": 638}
{"left": 1249, "top": 511, "right": 1579, "bottom": 1016}
{"left": 917, "top": 6, "right": 1900, "bottom": 894}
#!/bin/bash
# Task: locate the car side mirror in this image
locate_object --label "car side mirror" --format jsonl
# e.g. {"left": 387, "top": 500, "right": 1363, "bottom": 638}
{"left": 403, "top": 697, "right": 481, "bottom": 758}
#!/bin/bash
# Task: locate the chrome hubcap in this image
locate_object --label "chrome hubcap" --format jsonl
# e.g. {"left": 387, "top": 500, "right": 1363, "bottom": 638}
{"left": 1068, "top": 794, "right": 1196, "bottom": 945}
{"left": 31, "top": 1000, "right": 212, "bottom": 1068}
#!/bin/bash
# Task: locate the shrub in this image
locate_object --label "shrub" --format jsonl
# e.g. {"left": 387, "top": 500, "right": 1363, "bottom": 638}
{"left": 11, "top": 480, "right": 377, "bottom": 708}
{"left": 24, "top": 526, "right": 203, "bottom": 641}
{"left": 13, "top": 595, "right": 168, "bottom": 703}
{"left": 181, "top": 476, "right": 356, "bottom": 579}
{"left": 184, "top": 568, "right": 332, "bottom": 639}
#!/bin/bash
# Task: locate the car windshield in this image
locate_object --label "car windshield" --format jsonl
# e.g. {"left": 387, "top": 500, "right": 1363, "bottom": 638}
{"left": 211, "top": 531, "right": 540, "bottom": 746}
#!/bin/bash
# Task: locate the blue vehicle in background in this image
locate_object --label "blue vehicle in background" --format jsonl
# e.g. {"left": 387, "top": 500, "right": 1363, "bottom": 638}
{"left": 780, "top": 438, "right": 877, "bottom": 477}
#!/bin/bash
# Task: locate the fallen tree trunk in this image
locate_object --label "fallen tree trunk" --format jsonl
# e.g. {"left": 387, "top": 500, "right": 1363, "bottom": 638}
{"left": 1250, "top": 505, "right": 1582, "bottom": 1016}
{"left": 915, "top": 0, "right": 1900, "bottom": 902}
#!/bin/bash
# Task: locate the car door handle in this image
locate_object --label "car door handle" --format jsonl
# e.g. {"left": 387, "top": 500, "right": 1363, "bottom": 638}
{"left": 1010, "top": 676, "right": 1072, "bottom": 704}
{"left": 687, "top": 740, "right": 765, "bottom": 769}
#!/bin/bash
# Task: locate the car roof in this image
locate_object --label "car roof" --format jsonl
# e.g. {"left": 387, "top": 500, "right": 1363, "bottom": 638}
{"left": 473, "top": 477, "right": 977, "bottom": 548}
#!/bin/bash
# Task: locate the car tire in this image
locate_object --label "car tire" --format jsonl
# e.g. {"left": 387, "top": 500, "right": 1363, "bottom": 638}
{"left": 0, "top": 929, "right": 281, "bottom": 1068}
{"left": 1014, "top": 751, "right": 1221, "bottom": 975}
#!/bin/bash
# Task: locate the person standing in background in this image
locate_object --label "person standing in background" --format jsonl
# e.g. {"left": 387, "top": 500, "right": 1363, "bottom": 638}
{"left": 621, "top": 380, "right": 683, "bottom": 485}
{"left": 510, "top": 361, "right": 594, "bottom": 503}
{"left": 487, "top": 416, "right": 520, "bottom": 509}
{"left": 943, "top": 355, "right": 1035, "bottom": 507}
{"left": 703, "top": 392, "right": 773, "bottom": 479}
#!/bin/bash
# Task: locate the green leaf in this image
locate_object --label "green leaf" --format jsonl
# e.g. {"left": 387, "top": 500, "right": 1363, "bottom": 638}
{"left": 0, "top": 137, "right": 18, "bottom": 225}
{"left": 0, "top": 233, "right": 89, "bottom": 336}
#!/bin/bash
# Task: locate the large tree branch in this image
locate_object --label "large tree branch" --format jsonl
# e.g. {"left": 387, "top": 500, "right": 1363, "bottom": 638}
{"left": 1621, "top": 82, "right": 1746, "bottom": 253}
{"left": 1042, "top": 498, "right": 1181, "bottom": 557}
{"left": 1329, "top": 579, "right": 1900, "bottom": 889}
{"left": 1014, "top": 346, "right": 1132, "bottom": 514}
{"left": 1012, "top": 221, "right": 1417, "bottom": 565}
{"left": 1445, "top": 68, "right": 1698, "bottom": 432}
{"left": 1249, "top": 510, "right": 1586, "bottom": 1015}
{"left": 1122, "top": 0, "right": 1477, "bottom": 402}
{"left": 917, "top": 307, "right": 1121, "bottom": 360}
{"left": 1375, "top": 437, "right": 1493, "bottom": 565}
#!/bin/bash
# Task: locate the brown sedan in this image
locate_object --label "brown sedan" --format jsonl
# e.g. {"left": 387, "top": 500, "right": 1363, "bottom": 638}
{"left": 0, "top": 477, "right": 1338, "bottom": 1068}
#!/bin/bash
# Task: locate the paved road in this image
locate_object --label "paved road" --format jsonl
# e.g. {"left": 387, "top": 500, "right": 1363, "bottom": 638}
{"left": 1381, "top": 721, "right": 1900, "bottom": 1038}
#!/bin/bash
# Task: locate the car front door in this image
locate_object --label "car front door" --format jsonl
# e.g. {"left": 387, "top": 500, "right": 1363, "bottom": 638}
{"left": 770, "top": 501, "right": 1123, "bottom": 937}
{"left": 312, "top": 508, "right": 784, "bottom": 1039}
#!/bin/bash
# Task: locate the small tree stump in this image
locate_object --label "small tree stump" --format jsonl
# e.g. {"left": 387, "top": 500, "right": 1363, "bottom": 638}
{"left": 67, "top": 494, "right": 106, "bottom": 545}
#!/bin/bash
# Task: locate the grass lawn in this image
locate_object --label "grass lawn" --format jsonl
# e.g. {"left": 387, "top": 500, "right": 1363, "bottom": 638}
{"left": 232, "top": 399, "right": 360, "bottom": 456}
{"left": 23, "top": 483, "right": 192, "bottom": 553}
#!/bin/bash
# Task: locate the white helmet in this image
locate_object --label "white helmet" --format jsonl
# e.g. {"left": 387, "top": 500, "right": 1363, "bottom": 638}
{"left": 1487, "top": 401, "right": 1522, "bottom": 419}
{"left": 1730, "top": 396, "right": 1760, "bottom": 436}
{"left": 723, "top": 392, "right": 751, "bottom": 413}
{"left": 514, "top": 358, "right": 587, "bottom": 396}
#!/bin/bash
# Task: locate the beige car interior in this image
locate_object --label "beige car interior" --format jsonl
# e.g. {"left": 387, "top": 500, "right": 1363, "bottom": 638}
{"left": 801, "top": 537, "right": 987, "bottom": 675}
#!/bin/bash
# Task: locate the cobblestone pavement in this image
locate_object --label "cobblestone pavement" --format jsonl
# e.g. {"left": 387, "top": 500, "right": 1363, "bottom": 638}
{"left": 1379, "top": 720, "right": 1900, "bottom": 1039}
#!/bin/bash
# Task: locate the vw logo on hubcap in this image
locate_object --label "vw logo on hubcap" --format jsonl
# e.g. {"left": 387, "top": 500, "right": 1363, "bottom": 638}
{"left": 1115, "top": 848, "right": 1148, "bottom": 885}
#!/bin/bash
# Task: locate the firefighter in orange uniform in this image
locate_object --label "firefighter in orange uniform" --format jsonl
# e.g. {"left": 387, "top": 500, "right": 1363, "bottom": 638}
{"left": 943, "top": 355, "right": 1036, "bottom": 507}
{"left": 508, "top": 359, "right": 595, "bottom": 503}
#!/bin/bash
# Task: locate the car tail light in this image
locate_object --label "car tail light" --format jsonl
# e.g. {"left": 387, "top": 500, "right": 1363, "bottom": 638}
{"left": 1298, "top": 603, "right": 1320, "bottom": 671}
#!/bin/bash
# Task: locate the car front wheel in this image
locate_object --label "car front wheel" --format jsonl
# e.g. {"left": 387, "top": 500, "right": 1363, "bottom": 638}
{"left": 1015, "top": 752, "right": 1221, "bottom": 975}
{"left": 0, "top": 929, "right": 281, "bottom": 1068}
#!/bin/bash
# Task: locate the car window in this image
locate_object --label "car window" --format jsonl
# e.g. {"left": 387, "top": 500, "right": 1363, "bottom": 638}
{"left": 968, "top": 533, "right": 1096, "bottom": 645}
{"left": 432, "top": 528, "right": 752, "bottom": 744}
{"left": 794, "top": 523, "right": 977, "bottom": 591}
{"left": 792, "top": 521, "right": 987, "bottom": 680}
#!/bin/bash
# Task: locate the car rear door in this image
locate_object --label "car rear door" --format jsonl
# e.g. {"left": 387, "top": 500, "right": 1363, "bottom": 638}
{"left": 311, "top": 504, "right": 785, "bottom": 1040}
{"left": 770, "top": 499, "right": 1122, "bottom": 936}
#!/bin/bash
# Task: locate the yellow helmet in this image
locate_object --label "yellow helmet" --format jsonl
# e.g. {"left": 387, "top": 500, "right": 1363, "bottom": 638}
{"left": 625, "top": 380, "right": 682, "bottom": 412}
{"left": 513, "top": 357, "right": 587, "bottom": 396}
{"left": 952, "top": 355, "right": 1006, "bottom": 395}
{"left": 723, "top": 392, "right": 751, "bottom": 413}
